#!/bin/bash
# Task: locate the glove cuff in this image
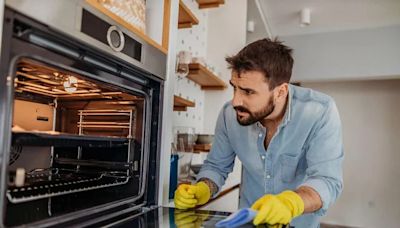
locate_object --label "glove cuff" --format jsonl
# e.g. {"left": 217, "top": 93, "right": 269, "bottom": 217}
{"left": 277, "top": 190, "right": 305, "bottom": 218}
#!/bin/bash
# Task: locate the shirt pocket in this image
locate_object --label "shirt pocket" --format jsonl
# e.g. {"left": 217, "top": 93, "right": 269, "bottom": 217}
{"left": 279, "top": 154, "right": 300, "bottom": 183}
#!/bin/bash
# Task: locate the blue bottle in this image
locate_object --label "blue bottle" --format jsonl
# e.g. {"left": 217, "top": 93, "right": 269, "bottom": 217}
{"left": 169, "top": 153, "right": 179, "bottom": 199}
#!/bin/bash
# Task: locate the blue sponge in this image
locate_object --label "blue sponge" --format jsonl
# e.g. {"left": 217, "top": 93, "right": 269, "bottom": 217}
{"left": 215, "top": 208, "right": 257, "bottom": 228}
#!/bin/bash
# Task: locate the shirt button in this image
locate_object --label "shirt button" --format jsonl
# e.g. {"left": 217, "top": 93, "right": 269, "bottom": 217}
{"left": 261, "top": 155, "right": 265, "bottom": 160}
{"left": 266, "top": 175, "right": 271, "bottom": 179}
{"left": 258, "top": 133, "right": 263, "bottom": 138}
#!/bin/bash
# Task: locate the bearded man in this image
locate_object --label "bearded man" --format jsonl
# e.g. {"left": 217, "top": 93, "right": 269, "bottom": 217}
{"left": 174, "top": 38, "right": 344, "bottom": 228}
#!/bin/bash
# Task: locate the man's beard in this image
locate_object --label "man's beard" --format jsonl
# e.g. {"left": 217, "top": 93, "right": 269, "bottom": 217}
{"left": 234, "top": 97, "right": 275, "bottom": 126}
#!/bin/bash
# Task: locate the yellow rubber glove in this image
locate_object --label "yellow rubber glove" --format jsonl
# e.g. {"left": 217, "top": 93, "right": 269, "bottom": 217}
{"left": 251, "top": 190, "right": 304, "bottom": 226}
{"left": 174, "top": 182, "right": 211, "bottom": 209}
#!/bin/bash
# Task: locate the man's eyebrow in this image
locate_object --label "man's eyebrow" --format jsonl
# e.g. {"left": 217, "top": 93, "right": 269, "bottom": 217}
{"left": 229, "top": 80, "right": 255, "bottom": 92}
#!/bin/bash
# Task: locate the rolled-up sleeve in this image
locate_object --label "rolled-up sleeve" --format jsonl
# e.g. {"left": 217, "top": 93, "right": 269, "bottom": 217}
{"left": 196, "top": 105, "right": 236, "bottom": 195}
{"left": 299, "top": 100, "right": 344, "bottom": 216}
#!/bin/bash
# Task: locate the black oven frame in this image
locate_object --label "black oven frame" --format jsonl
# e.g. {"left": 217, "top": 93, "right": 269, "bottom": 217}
{"left": 0, "top": 7, "right": 164, "bottom": 227}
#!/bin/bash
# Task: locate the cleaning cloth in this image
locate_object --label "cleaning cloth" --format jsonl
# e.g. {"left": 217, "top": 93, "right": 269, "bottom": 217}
{"left": 215, "top": 208, "right": 257, "bottom": 228}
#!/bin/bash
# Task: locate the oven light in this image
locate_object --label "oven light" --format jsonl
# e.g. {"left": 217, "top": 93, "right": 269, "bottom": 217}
{"left": 64, "top": 86, "right": 77, "bottom": 93}
{"left": 63, "top": 76, "right": 78, "bottom": 93}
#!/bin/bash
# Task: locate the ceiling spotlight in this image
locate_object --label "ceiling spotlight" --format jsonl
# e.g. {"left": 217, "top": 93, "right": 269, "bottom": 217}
{"left": 300, "top": 8, "right": 311, "bottom": 27}
{"left": 247, "top": 20, "right": 255, "bottom": 33}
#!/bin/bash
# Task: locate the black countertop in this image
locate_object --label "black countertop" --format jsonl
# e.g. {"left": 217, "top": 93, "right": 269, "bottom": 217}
{"left": 97, "top": 207, "right": 291, "bottom": 228}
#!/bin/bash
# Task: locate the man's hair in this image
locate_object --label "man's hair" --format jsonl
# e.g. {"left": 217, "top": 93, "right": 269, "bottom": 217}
{"left": 226, "top": 38, "right": 293, "bottom": 89}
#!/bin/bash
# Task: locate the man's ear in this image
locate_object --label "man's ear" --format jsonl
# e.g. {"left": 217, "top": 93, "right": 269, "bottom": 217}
{"left": 277, "top": 83, "right": 289, "bottom": 99}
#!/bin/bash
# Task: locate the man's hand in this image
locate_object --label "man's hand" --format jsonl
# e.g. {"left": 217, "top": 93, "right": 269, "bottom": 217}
{"left": 174, "top": 182, "right": 211, "bottom": 209}
{"left": 251, "top": 190, "right": 304, "bottom": 226}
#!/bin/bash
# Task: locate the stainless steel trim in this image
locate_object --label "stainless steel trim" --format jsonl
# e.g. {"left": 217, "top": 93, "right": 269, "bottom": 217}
{"left": 101, "top": 205, "right": 155, "bottom": 228}
{"left": 72, "top": 203, "right": 147, "bottom": 228}
{"left": 106, "top": 25, "right": 125, "bottom": 52}
{"left": 29, "top": 33, "right": 81, "bottom": 58}
{"left": 0, "top": 56, "right": 19, "bottom": 226}
{"left": 28, "top": 202, "right": 146, "bottom": 228}
{"left": 5, "top": 0, "right": 166, "bottom": 79}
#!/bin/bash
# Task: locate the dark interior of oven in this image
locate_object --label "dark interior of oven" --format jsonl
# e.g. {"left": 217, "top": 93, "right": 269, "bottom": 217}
{"left": 5, "top": 58, "right": 147, "bottom": 226}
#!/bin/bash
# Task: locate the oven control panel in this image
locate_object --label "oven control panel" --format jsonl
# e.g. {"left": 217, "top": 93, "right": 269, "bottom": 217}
{"left": 81, "top": 9, "right": 142, "bottom": 62}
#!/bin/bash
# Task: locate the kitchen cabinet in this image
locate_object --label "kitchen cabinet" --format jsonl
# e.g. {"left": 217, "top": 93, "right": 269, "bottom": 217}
{"left": 86, "top": 0, "right": 172, "bottom": 53}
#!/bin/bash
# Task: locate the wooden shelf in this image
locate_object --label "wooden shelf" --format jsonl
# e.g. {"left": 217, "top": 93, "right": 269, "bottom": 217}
{"left": 187, "top": 63, "right": 227, "bottom": 90}
{"left": 194, "top": 144, "right": 211, "bottom": 152}
{"left": 178, "top": 0, "right": 199, "bottom": 29}
{"left": 196, "top": 0, "right": 225, "bottom": 9}
{"left": 173, "top": 95, "right": 195, "bottom": 111}
{"left": 86, "top": 0, "right": 170, "bottom": 54}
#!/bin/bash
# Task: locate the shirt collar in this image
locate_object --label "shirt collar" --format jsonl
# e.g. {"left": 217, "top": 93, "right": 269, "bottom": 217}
{"left": 281, "top": 83, "right": 293, "bottom": 126}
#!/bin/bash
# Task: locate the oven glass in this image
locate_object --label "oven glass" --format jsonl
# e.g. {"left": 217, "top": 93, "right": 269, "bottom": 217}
{"left": 5, "top": 58, "right": 147, "bottom": 226}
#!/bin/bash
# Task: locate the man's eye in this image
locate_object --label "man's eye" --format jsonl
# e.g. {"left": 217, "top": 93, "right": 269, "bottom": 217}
{"left": 245, "top": 90, "right": 253, "bottom": 95}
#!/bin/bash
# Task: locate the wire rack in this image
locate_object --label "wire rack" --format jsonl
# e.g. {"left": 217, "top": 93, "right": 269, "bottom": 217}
{"left": 6, "top": 168, "right": 130, "bottom": 204}
{"left": 77, "top": 109, "right": 134, "bottom": 138}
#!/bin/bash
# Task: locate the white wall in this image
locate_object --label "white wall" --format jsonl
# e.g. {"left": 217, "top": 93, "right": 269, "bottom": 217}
{"left": 282, "top": 25, "right": 400, "bottom": 82}
{"left": 203, "top": 0, "right": 247, "bottom": 134}
{"left": 163, "top": 0, "right": 248, "bottom": 207}
{"left": 246, "top": 0, "right": 269, "bottom": 44}
{"left": 173, "top": 0, "right": 208, "bottom": 134}
{"left": 303, "top": 80, "right": 400, "bottom": 228}
{"left": 0, "top": 0, "right": 3, "bottom": 53}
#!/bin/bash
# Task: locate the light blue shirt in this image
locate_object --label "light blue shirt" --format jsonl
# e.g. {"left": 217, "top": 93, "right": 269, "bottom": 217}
{"left": 197, "top": 84, "right": 344, "bottom": 228}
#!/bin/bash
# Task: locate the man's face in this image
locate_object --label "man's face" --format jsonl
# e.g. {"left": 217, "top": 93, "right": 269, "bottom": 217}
{"left": 230, "top": 70, "right": 275, "bottom": 126}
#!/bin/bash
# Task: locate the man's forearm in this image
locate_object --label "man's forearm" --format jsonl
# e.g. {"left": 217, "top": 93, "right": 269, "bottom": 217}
{"left": 198, "top": 178, "right": 218, "bottom": 196}
{"left": 295, "top": 186, "right": 322, "bottom": 213}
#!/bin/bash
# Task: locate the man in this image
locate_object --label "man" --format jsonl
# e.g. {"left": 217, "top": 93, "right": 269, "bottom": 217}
{"left": 174, "top": 38, "right": 344, "bottom": 227}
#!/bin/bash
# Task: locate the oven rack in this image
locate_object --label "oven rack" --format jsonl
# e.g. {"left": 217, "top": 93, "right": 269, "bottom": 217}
{"left": 6, "top": 169, "right": 130, "bottom": 204}
{"left": 78, "top": 109, "right": 134, "bottom": 138}
{"left": 54, "top": 158, "right": 132, "bottom": 171}
{"left": 12, "top": 131, "right": 129, "bottom": 147}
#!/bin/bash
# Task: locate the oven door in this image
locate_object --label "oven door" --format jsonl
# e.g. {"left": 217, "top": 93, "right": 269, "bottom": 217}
{"left": 0, "top": 7, "right": 163, "bottom": 227}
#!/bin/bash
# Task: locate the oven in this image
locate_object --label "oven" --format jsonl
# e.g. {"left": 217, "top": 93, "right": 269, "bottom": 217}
{"left": 0, "top": 1, "right": 245, "bottom": 227}
{"left": 0, "top": 1, "right": 165, "bottom": 227}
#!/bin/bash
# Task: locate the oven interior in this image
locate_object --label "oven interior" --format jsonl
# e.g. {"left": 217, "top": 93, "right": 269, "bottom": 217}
{"left": 5, "top": 58, "right": 148, "bottom": 226}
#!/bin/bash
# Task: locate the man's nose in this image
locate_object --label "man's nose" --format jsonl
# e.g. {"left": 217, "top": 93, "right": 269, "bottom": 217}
{"left": 232, "top": 92, "right": 243, "bottom": 107}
